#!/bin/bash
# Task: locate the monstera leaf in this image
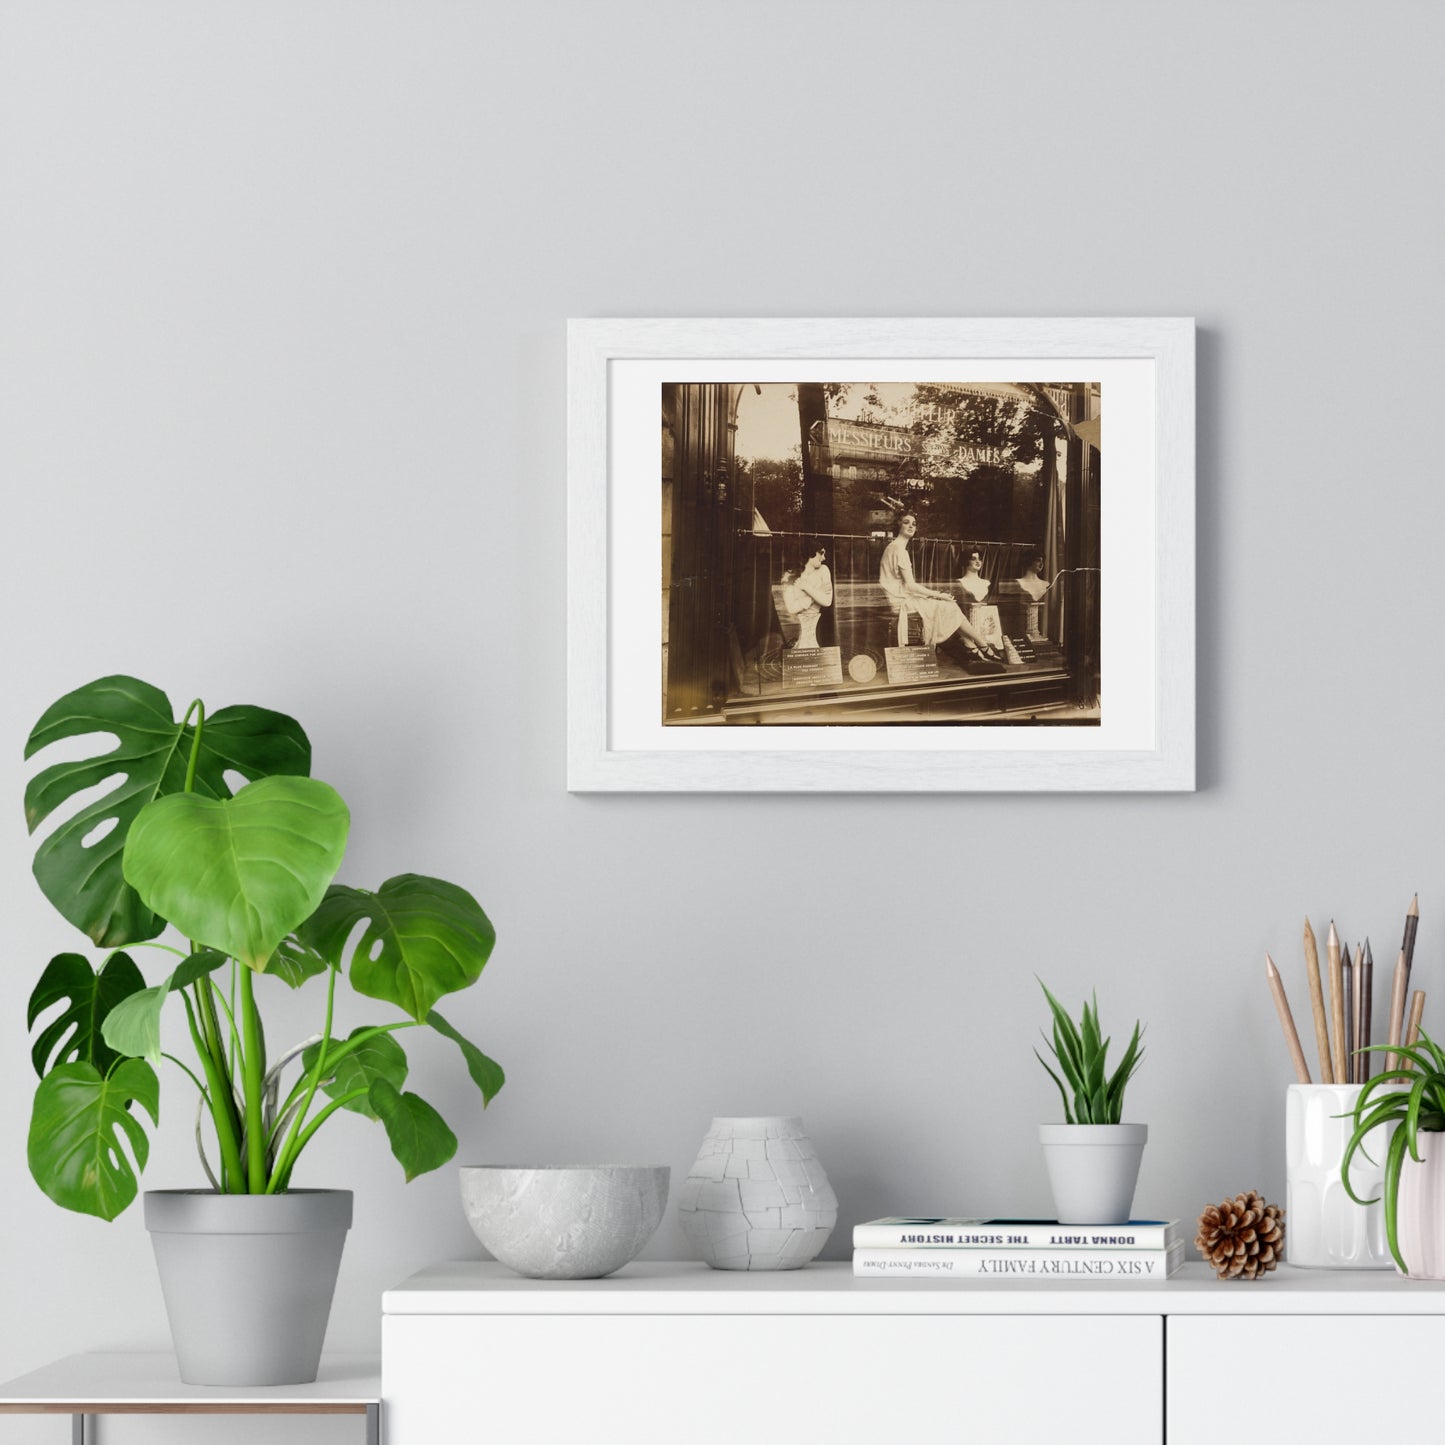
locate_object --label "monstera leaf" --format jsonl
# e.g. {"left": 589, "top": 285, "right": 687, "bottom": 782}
{"left": 122, "top": 776, "right": 350, "bottom": 970}
{"left": 427, "top": 1010, "right": 504, "bottom": 1105}
{"left": 27, "top": 951, "right": 146, "bottom": 1079}
{"left": 100, "top": 951, "right": 228, "bottom": 1066}
{"left": 298, "top": 874, "right": 496, "bottom": 1022}
{"left": 368, "top": 1078, "right": 457, "bottom": 1181}
{"left": 28, "top": 1058, "right": 160, "bottom": 1220}
{"left": 268, "top": 933, "right": 333, "bottom": 989}
{"left": 302, "top": 1028, "right": 409, "bottom": 1120}
{"left": 171, "top": 949, "right": 230, "bottom": 991}
{"left": 24, "top": 676, "right": 310, "bottom": 947}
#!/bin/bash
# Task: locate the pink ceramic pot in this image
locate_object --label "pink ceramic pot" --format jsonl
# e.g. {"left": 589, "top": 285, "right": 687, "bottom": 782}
{"left": 1396, "top": 1128, "right": 1445, "bottom": 1279}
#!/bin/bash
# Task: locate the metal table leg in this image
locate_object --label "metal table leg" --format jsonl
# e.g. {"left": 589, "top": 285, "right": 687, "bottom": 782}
{"left": 65, "top": 1405, "right": 377, "bottom": 1444}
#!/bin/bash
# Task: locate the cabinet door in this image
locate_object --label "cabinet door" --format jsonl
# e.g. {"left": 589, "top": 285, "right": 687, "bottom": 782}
{"left": 1168, "top": 1316, "right": 1445, "bottom": 1442}
{"left": 385, "top": 1313, "right": 1161, "bottom": 1445}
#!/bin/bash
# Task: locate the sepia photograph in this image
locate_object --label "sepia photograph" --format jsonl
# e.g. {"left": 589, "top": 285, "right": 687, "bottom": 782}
{"left": 662, "top": 380, "right": 1101, "bottom": 726}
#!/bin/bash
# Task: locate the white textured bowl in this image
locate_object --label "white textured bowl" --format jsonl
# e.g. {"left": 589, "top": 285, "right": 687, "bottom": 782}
{"left": 460, "top": 1165, "right": 670, "bottom": 1279}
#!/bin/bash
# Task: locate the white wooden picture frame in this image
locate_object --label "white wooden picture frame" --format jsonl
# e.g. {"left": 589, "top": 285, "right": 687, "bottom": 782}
{"left": 568, "top": 317, "right": 1194, "bottom": 792}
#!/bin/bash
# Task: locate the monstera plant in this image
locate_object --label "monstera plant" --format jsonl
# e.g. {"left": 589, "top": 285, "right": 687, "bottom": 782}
{"left": 23, "top": 675, "right": 503, "bottom": 1220}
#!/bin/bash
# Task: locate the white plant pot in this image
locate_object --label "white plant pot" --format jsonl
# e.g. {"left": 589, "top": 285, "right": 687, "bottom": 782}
{"left": 1396, "top": 1128, "right": 1445, "bottom": 1279}
{"left": 1039, "top": 1123, "right": 1146, "bottom": 1224}
{"left": 1285, "top": 1083, "right": 1393, "bottom": 1269}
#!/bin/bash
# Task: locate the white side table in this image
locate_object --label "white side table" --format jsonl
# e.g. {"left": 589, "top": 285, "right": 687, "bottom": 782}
{"left": 0, "top": 1352, "right": 380, "bottom": 1444}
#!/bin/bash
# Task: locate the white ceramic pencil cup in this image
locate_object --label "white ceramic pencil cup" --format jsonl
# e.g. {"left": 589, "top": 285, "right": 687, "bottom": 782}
{"left": 1285, "top": 1083, "right": 1393, "bottom": 1269}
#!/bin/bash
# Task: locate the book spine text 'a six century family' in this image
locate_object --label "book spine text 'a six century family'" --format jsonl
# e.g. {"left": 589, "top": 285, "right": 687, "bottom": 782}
{"left": 852, "top": 1241, "right": 1186, "bottom": 1278}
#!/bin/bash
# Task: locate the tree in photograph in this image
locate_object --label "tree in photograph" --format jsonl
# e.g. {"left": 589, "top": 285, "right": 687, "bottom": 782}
{"left": 795, "top": 383, "right": 832, "bottom": 533}
{"left": 738, "top": 455, "right": 803, "bottom": 532}
{"left": 907, "top": 384, "right": 1068, "bottom": 544}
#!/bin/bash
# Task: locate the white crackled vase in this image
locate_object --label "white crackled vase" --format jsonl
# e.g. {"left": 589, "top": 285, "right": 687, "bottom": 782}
{"left": 677, "top": 1116, "right": 837, "bottom": 1270}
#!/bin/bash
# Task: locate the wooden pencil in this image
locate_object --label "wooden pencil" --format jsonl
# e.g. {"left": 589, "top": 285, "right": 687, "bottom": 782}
{"left": 1386, "top": 949, "right": 1408, "bottom": 1074}
{"left": 1405, "top": 990, "right": 1426, "bottom": 1050}
{"left": 1266, "top": 953, "right": 1312, "bottom": 1084}
{"left": 1360, "top": 939, "right": 1374, "bottom": 1083}
{"left": 1342, "top": 945, "right": 1354, "bottom": 1084}
{"left": 1401, "top": 894, "right": 1420, "bottom": 1014}
{"left": 1350, "top": 943, "right": 1364, "bottom": 1084}
{"left": 1400, "top": 990, "right": 1427, "bottom": 1073}
{"left": 1327, "top": 921, "right": 1346, "bottom": 1084}
{"left": 1303, "top": 918, "right": 1333, "bottom": 1083}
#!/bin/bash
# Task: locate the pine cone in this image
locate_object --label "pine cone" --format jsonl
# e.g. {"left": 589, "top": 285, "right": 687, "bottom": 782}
{"left": 1195, "top": 1189, "right": 1285, "bottom": 1280}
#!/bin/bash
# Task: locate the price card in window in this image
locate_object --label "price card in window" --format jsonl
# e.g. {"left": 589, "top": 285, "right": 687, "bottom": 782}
{"left": 884, "top": 646, "right": 939, "bottom": 686}
{"left": 782, "top": 647, "right": 843, "bottom": 687}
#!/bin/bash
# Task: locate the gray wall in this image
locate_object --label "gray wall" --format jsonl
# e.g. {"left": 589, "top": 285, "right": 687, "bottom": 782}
{"left": 3, "top": 1, "right": 1443, "bottom": 1438}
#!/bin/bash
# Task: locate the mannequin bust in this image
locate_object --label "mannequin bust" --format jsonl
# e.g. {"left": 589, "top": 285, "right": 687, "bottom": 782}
{"left": 1016, "top": 553, "right": 1049, "bottom": 602}
{"left": 959, "top": 550, "right": 990, "bottom": 604}
{"left": 780, "top": 543, "right": 833, "bottom": 651}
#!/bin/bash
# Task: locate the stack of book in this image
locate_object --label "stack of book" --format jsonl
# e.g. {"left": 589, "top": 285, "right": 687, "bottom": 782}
{"left": 852, "top": 1217, "right": 1185, "bottom": 1279}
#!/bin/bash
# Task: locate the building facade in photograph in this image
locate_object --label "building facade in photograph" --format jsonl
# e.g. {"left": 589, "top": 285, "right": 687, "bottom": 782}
{"left": 661, "top": 381, "right": 1100, "bottom": 726}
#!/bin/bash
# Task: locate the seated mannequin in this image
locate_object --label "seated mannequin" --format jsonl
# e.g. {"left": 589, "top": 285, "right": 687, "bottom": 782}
{"left": 877, "top": 513, "right": 1004, "bottom": 671}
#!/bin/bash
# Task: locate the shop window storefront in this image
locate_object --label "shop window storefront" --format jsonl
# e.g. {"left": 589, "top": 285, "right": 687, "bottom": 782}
{"left": 662, "top": 380, "right": 1100, "bottom": 726}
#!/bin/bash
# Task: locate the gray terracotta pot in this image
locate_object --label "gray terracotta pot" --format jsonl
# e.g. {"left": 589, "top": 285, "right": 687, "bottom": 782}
{"left": 1039, "top": 1123, "right": 1147, "bottom": 1224}
{"left": 144, "top": 1189, "right": 352, "bottom": 1385}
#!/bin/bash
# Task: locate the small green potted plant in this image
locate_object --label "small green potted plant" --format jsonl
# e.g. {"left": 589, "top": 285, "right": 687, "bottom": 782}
{"left": 1034, "top": 981, "right": 1146, "bottom": 1223}
{"left": 23, "top": 675, "right": 505, "bottom": 1384}
{"left": 1342, "top": 1028, "right": 1445, "bottom": 1278}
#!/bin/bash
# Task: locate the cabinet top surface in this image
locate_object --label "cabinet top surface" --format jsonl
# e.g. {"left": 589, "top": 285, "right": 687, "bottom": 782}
{"left": 382, "top": 1260, "right": 1445, "bottom": 1315}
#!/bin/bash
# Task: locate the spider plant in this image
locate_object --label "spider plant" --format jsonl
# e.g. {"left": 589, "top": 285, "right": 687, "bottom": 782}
{"left": 1341, "top": 1028, "right": 1445, "bottom": 1274}
{"left": 1034, "top": 980, "right": 1145, "bottom": 1125}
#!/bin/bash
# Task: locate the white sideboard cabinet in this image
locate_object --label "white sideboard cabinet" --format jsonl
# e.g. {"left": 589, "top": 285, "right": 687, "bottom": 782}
{"left": 382, "top": 1261, "right": 1445, "bottom": 1445}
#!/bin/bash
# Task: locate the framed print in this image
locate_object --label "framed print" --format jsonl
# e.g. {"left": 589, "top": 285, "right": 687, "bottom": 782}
{"left": 568, "top": 317, "right": 1194, "bottom": 792}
